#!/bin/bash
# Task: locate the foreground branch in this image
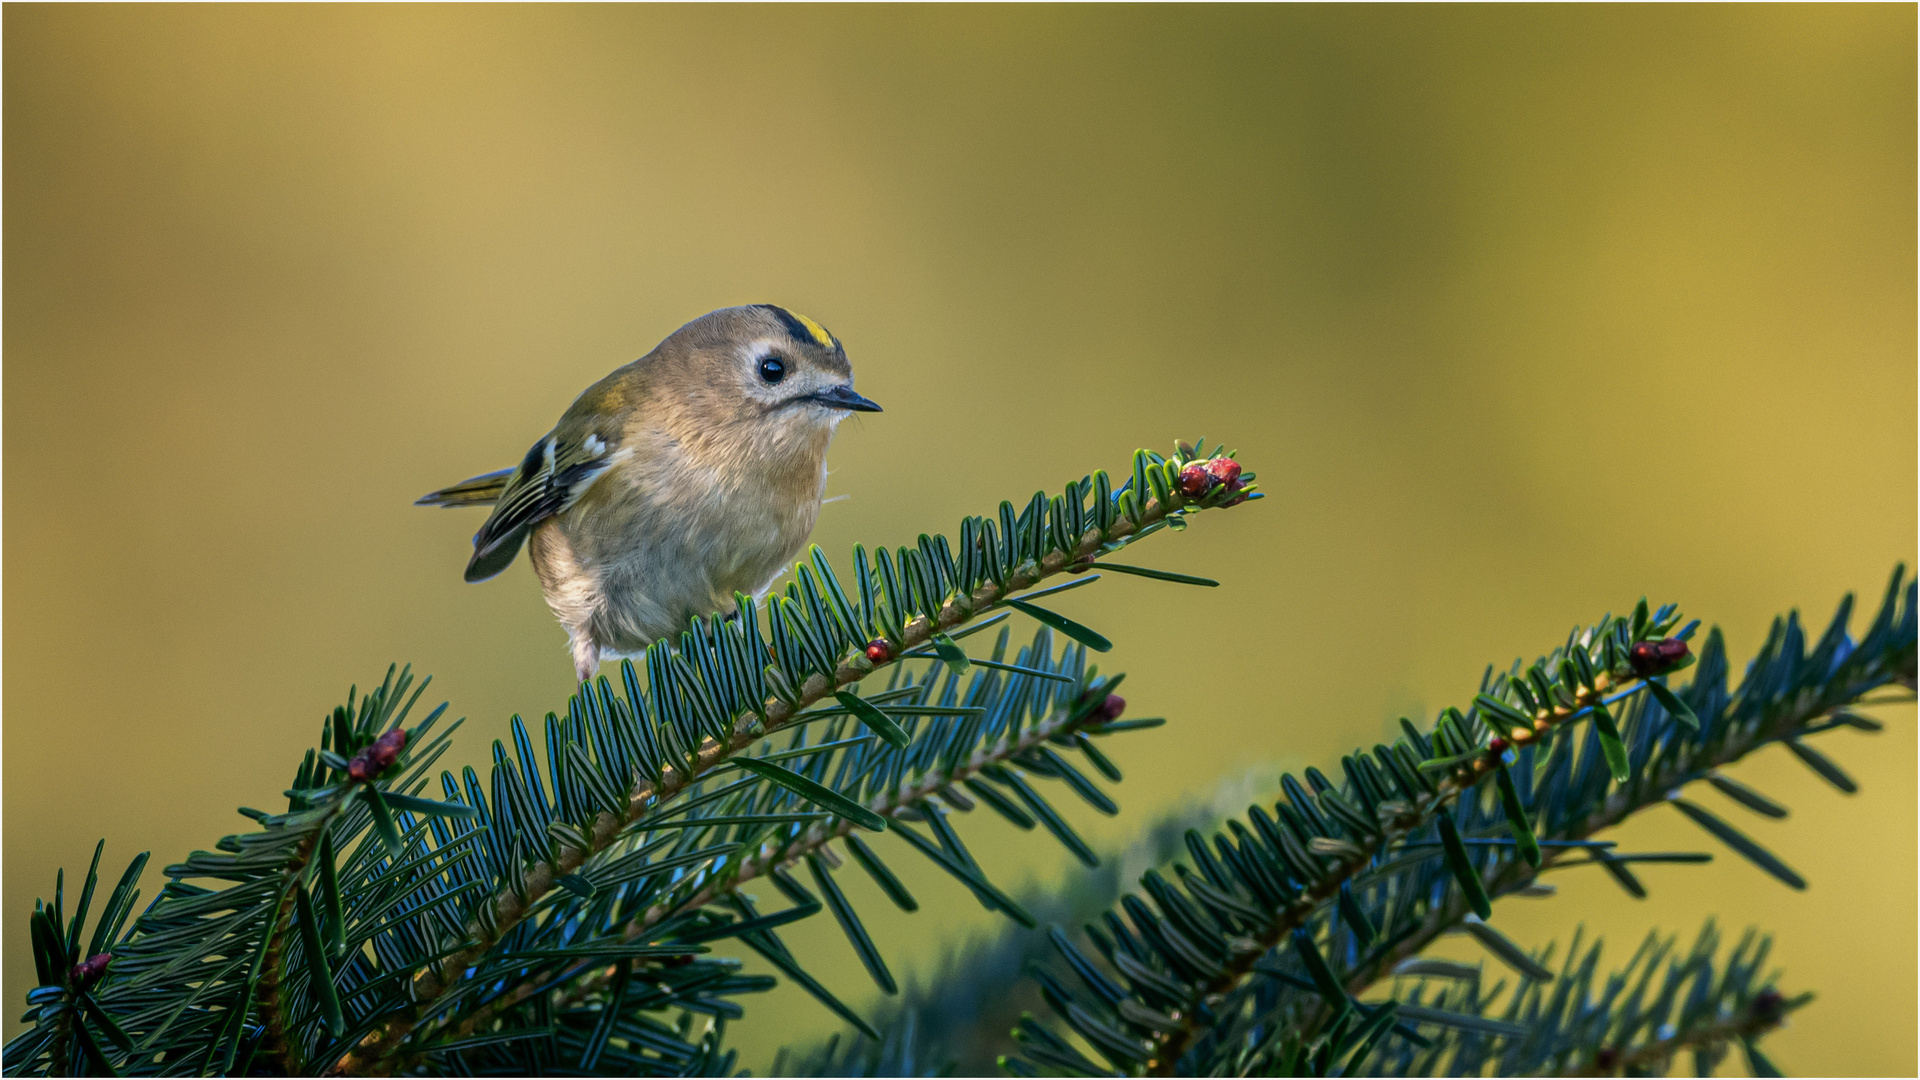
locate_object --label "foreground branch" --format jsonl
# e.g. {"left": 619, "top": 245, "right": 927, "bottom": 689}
{"left": 1144, "top": 668, "right": 1666, "bottom": 1075}
{"left": 422, "top": 694, "right": 1120, "bottom": 1054}
{"left": 342, "top": 466, "right": 1245, "bottom": 1074}
{"left": 1343, "top": 700, "right": 1899, "bottom": 1006}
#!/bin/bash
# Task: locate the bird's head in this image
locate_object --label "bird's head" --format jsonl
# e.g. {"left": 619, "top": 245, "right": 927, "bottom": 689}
{"left": 649, "top": 304, "right": 880, "bottom": 458}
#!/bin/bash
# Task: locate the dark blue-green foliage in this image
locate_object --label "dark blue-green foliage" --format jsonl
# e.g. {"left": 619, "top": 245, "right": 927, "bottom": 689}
{"left": 781, "top": 570, "right": 1911, "bottom": 1079}
{"left": 4, "top": 444, "right": 1254, "bottom": 1078}
{"left": 777, "top": 805, "right": 1230, "bottom": 1078}
{"left": 999, "top": 568, "right": 1912, "bottom": 1077}
{"left": 8, "top": 440, "right": 1910, "bottom": 1080}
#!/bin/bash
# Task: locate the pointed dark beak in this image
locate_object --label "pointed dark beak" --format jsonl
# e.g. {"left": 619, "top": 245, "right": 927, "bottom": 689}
{"left": 806, "top": 385, "right": 882, "bottom": 412}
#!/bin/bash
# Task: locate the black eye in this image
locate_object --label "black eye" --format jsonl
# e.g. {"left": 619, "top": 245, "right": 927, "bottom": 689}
{"left": 758, "top": 356, "right": 787, "bottom": 384}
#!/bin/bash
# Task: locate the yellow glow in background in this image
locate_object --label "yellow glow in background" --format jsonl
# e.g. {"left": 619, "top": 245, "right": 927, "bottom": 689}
{"left": 5, "top": 6, "right": 1913, "bottom": 1073}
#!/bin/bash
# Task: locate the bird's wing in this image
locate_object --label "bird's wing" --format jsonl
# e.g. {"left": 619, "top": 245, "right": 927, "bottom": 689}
{"left": 463, "top": 430, "right": 619, "bottom": 582}
{"left": 416, "top": 468, "right": 516, "bottom": 508}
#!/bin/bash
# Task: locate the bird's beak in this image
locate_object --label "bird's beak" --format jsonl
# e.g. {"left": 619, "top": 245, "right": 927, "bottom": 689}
{"left": 806, "top": 385, "right": 882, "bottom": 412}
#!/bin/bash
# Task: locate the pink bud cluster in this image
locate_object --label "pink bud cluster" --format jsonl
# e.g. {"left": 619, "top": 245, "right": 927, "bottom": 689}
{"left": 1628, "top": 638, "right": 1691, "bottom": 677}
{"left": 69, "top": 953, "right": 111, "bottom": 990}
{"left": 1176, "top": 458, "right": 1247, "bottom": 505}
{"left": 347, "top": 728, "right": 407, "bottom": 783}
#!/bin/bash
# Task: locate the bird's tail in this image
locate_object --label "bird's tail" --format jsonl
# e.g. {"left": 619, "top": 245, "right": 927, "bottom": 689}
{"left": 415, "top": 467, "right": 514, "bottom": 508}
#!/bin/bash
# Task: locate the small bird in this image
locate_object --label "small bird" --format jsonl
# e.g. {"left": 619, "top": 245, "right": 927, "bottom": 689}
{"left": 417, "top": 305, "right": 880, "bottom": 682}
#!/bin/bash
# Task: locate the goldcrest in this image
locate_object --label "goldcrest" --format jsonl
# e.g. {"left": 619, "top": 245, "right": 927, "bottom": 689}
{"left": 417, "top": 305, "right": 880, "bottom": 681}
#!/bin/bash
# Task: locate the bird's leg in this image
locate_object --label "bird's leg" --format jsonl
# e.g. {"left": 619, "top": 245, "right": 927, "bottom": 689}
{"left": 569, "top": 630, "right": 601, "bottom": 685}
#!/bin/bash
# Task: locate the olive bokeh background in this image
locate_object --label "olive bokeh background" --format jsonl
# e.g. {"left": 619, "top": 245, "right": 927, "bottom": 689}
{"left": 6, "top": 6, "right": 1913, "bottom": 1073}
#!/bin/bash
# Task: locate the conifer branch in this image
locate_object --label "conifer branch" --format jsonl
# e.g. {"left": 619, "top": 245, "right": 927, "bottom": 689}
{"left": 1012, "top": 569, "right": 1913, "bottom": 1078}
{"left": 337, "top": 447, "right": 1256, "bottom": 1074}
{"left": 1340, "top": 692, "right": 1887, "bottom": 1008}
{"left": 1140, "top": 667, "right": 1682, "bottom": 1074}
{"left": 417, "top": 685, "right": 1129, "bottom": 1058}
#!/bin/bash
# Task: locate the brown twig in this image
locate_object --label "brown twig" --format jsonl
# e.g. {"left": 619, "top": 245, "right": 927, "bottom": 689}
{"left": 250, "top": 807, "right": 345, "bottom": 1075}
{"left": 1550, "top": 993, "right": 1805, "bottom": 1077}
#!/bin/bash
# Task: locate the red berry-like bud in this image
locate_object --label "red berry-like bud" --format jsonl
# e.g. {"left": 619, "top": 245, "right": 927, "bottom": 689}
{"left": 1099, "top": 694, "right": 1126, "bottom": 722}
{"left": 1177, "top": 463, "right": 1213, "bottom": 497}
{"left": 1751, "top": 988, "right": 1786, "bottom": 1023}
{"left": 348, "top": 728, "right": 408, "bottom": 783}
{"left": 865, "top": 639, "right": 892, "bottom": 663}
{"left": 69, "top": 953, "right": 110, "bottom": 989}
{"left": 1487, "top": 736, "right": 1508, "bottom": 754}
{"left": 1204, "top": 458, "right": 1242, "bottom": 486}
{"left": 1628, "top": 638, "right": 1691, "bottom": 677}
{"left": 1594, "top": 1047, "right": 1621, "bottom": 1072}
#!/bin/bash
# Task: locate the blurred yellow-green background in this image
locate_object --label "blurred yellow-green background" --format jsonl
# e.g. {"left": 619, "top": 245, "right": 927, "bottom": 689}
{"left": 5, "top": 5, "right": 1913, "bottom": 1073}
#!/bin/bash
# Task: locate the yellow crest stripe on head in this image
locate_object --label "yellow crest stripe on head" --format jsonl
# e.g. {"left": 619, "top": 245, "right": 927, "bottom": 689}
{"left": 788, "top": 310, "right": 836, "bottom": 349}
{"left": 755, "top": 304, "right": 840, "bottom": 350}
